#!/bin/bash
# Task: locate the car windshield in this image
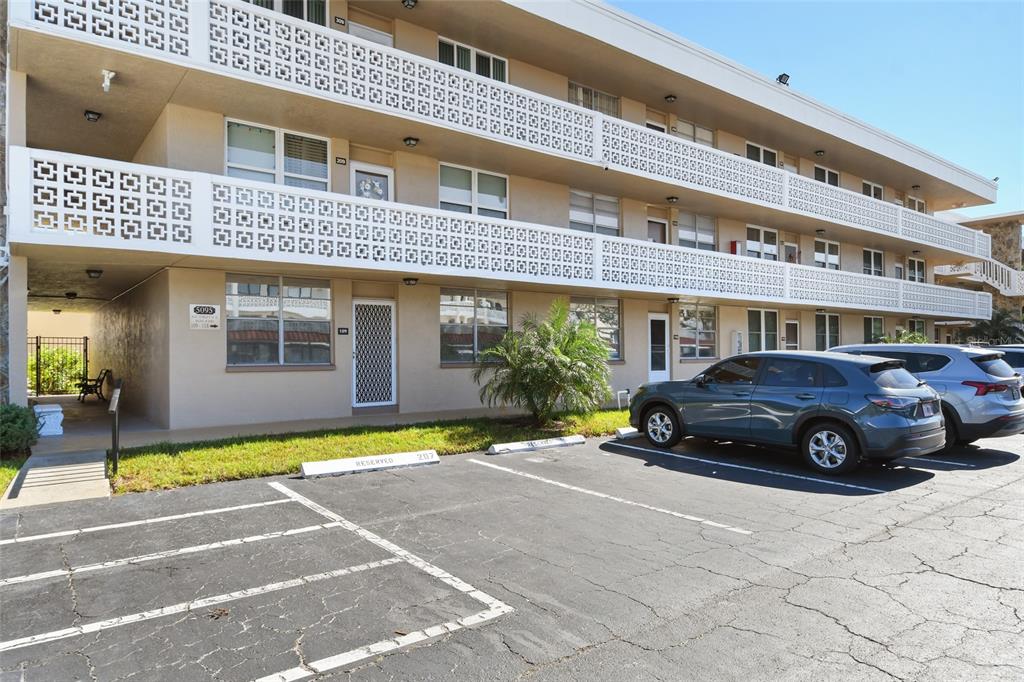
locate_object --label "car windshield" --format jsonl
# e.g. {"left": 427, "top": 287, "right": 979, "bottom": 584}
{"left": 972, "top": 354, "right": 1018, "bottom": 378}
{"left": 869, "top": 361, "right": 921, "bottom": 389}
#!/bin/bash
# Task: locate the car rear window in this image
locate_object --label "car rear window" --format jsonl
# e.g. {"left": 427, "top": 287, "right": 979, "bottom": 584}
{"left": 972, "top": 354, "right": 1018, "bottom": 378}
{"left": 869, "top": 361, "right": 921, "bottom": 388}
{"left": 999, "top": 350, "right": 1024, "bottom": 367}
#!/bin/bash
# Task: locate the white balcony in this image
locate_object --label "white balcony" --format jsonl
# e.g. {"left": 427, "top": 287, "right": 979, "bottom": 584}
{"left": 14, "top": 0, "right": 991, "bottom": 261}
{"left": 8, "top": 147, "right": 992, "bottom": 320}
{"left": 935, "top": 260, "right": 1024, "bottom": 298}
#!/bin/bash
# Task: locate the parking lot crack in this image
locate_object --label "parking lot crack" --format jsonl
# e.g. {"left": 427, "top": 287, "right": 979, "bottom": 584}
{"left": 58, "top": 542, "right": 86, "bottom": 625}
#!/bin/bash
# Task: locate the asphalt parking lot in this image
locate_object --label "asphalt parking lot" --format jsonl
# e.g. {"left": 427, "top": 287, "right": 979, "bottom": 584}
{"left": 1, "top": 434, "right": 1022, "bottom": 680}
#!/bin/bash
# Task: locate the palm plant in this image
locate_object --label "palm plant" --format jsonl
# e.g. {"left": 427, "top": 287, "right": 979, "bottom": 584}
{"left": 967, "top": 308, "right": 1024, "bottom": 344}
{"left": 473, "top": 300, "right": 612, "bottom": 425}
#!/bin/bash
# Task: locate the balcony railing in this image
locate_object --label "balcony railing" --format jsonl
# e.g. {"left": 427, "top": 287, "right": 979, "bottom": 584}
{"left": 8, "top": 147, "right": 992, "bottom": 320}
{"left": 16, "top": 0, "right": 991, "bottom": 261}
{"left": 936, "top": 260, "right": 1024, "bottom": 298}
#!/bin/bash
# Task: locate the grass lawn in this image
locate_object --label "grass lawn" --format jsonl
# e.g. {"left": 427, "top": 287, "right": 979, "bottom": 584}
{"left": 110, "top": 409, "right": 631, "bottom": 494}
{"left": 0, "top": 455, "right": 30, "bottom": 496}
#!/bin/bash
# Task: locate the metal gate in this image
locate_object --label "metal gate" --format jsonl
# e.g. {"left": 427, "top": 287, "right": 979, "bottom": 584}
{"left": 27, "top": 336, "right": 89, "bottom": 396}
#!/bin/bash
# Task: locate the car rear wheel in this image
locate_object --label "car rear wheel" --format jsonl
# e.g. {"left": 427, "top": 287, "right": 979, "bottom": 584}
{"left": 941, "top": 408, "right": 959, "bottom": 452}
{"left": 801, "top": 423, "right": 860, "bottom": 475}
{"left": 643, "top": 405, "right": 682, "bottom": 449}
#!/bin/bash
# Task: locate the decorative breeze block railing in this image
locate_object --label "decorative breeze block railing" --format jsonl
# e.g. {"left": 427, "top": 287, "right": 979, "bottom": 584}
{"left": 20, "top": 0, "right": 989, "bottom": 260}
{"left": 11, "top": 146, "right": 992, "bottom": 320}
{"left": 32, "top": 0, "right": 190, "bottom": 58}
{"left": 210, "top": 181, "right": 596, "bottom": 282}
{"left": 936, "top": 260, "right": 1023, "bottom": 297}
{"left": 206, "top": 0, "right": 595, "bottom": 161}
{"left": 28, "top": 155, "right": 193, "bottom": 246}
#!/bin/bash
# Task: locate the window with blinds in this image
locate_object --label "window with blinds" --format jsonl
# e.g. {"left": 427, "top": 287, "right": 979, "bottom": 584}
{"left": 226, "top": 120, "right": 329, "bottom": 191}
{"left": 438, "top": 38, "right": 507, "bottom": 82}
{"left": 569, "top": 190, "right": 619, "bottom": 236}
{"left": 568, "top": 82, "right": 619, "bottom": 117}
{"left": 677, "top": 211, "right": 716, "bottom": 250}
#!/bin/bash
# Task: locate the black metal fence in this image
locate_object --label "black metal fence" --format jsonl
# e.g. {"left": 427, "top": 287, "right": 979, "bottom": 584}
{"left": 27, "top": 336, "right": 89, "bottom": 396}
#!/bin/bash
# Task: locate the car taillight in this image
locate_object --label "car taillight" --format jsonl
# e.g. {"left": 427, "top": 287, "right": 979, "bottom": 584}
{"left": 866, "top": 395, "right": 919, "bottom": 411}
{"left": 962, "top": 381, "right": 1009, "bottom": 396}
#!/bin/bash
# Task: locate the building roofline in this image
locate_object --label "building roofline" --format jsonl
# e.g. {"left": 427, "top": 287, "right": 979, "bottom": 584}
{"left": 505, "top": 0, "right": 997, "bottom": 201}
{"left": 957, "top": 210, "right": 1024, "bottom": 225}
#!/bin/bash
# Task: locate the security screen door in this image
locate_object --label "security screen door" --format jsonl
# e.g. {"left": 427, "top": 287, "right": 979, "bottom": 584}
{"left": 352, "top": 300, "right": 396, "bottom": 407}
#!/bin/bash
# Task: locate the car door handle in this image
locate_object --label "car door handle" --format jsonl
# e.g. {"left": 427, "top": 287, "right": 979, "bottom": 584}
{"left": 795, "top": 393, "right": 817, "bottom": 400}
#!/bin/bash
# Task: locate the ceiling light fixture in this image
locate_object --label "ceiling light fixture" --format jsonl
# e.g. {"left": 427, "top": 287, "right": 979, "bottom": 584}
{"left": 912, "top": 250, "right": 921, "bottom": 255}
{"left": 814, "top": 149, "right": 825, "bottom": 157}
{"left": 101, "top": 69, "right": 116, "bottom": 93}
{"left": 403, "top": 136, "right": 419, "bottom": 148}
{"left": 664, "top": 94, "right": 677, "bottom": 103}
{"left": 815, "top": 229, "right": 825, "bottom": 237}
{"left": 65, "top": 291, "right": 78, "bottom": 299}
{"left": 84, "top": 110, "right": 102, "bottom": 123}
{"left": 401, "top": 0, "right": 417, "bottom": 8}
{"left": 667, "top": 297, "right": 680, "bottom": 304}
{"left": 52, "top": 309, "right": 62, "bottom": 315}
{"left": 911, "top": 184, "right": 921, "bottom": 191}
{"left": 816, "top": 308, "right": 826, "bottom": 313}
{"left": 776, "top": 73, "right": 790, "bottom": 86}
{"left": 403, "top": 277, "right": 419, "bottom": 286}
{"left": 666, "top": 196, "right": 679, "bottom": 204}
{"left": 86, "top": 268, "right": 103, "bottom": 279}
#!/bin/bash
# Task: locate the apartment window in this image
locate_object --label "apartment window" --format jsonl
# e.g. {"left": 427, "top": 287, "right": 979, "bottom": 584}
{"left": 439, "top": 164, "right": 508, "bottom": 218}
{"left": 815, "top": 313, "right": 840, "bottom": 351}
{"left": 747, "top": 309, "right": 779, "bottom": 352}
{"left": 570, "top": 298, "right": 622, "bottom": 360}
{"left": 225, "top": 120, "right": 329, "bottom": 190}
{"left": 673, "top": 119, "right": 715, "bottom": 147}
{"left": 746, "top": 226, "right": 779, "bottom": 260}
{"left": 569, "top": 190, "right": 619, "bottom": 235}
{"left": 349, "top": 21, "right": 393, "bottom": 46}
{"left": 677, "top": 211, "right": 716, "bottom": 251}
{"left": 814, "top": 165, "right": 839, "bottom": 187}
{"left": 440, "top": 289, "right": 508, "bottom": 363}
{"left": 246, "top": 0, "right": 326, "bottom": 24}
{"left": 814, "top": 239, "right": 841, "bottom": 270}
{"left": 226, "top": 275, "right": 331, "bottom": 366}
{"left": 905, "top": 195, "right": 927, "bottom": 213}
{"left": 679, "top": 304, "right": 717, "bottom": 359}
{"left": 908, "top": 257, "right": 926, "bottom": 283}
{"left": 745, "top": 142, "right": 777, "bottom": 168}
{"left": 568, "top": 82, "right": 619, "bottom": 117}
{"left": 646, "top": 110, "right": 668, "bottom": 133}
{"left": 862, "top": 181, "right": 884, "bottom": 200}
{"left": 864, "top": 316, "right": 885, "bottom": 343}
{"left": 438, "top": 38, "right": 507, "bottom": 82}
{"left": 908, "top": 319, "right": 926, "bottom": 335}
{"left": 863, "top": 249, "right": 884, "bottom": 276}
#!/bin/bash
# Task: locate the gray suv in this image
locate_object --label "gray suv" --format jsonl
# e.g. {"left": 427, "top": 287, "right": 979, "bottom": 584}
{"left": 833, "top": 344, "right": 1024, "bottom": 448}
{"left": 629, "top": 351, "right": 944, "bottom": 475}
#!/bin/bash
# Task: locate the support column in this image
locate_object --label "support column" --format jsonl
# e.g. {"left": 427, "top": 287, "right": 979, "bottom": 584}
{"left": 7, "top": 255, "right": 28, "bottom": 406}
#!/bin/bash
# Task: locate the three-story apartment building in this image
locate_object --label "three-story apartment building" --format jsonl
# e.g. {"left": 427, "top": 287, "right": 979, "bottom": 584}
{"left": 3, "top": 0, "right": 1000, "bottom": 430}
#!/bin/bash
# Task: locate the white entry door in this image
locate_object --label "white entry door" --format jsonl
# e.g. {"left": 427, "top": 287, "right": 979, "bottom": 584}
{"left": 648, "top": 313, "right": 670, "bottom": 383}
{"left": 352, "top": 300, "right": 396, "bottom": 407}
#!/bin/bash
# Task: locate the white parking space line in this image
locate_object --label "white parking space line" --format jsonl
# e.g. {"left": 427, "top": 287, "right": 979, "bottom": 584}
{"left": 904, "top": 456, "right": 977, "bottom": 468}
{"left": 0, "top": 522, "right": 343, "bottom": 587}
{"left": 0, "top": 558, "right": 403, "bottom": 653}
{"left": 0, "top": 498, "right": 294, "bottom": 546}
{"left": 608, "top": 441, "right": 886, "bottom": 493}
{"left": 467, "top": 458, "right": 753, "bottom": 535}
{"left": 256, "top": 606, "right": 510, "bottom": 681}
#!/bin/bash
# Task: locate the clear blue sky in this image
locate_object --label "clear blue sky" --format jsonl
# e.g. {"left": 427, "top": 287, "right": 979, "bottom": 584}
{"left": 607, "top": 0, "right": 1024, "bottom": 217}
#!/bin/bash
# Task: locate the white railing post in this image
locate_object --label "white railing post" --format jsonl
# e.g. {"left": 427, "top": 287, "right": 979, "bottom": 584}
{"left": 7, "top": 146, "right": 32, "bottom": 242}
{"left": 191, "top": 172, "right": 214, "bottom": 252}
{"left": 593, "top": 235, "right": 604, "bottom": 285}
{"left": 780, "top": 169, "right": 790, "bottom": 210}
{"left": 190, "top": 0, "right": 211, "bottom": 65}
{"left": 592, "top": 113, "right": 604, "bottom": 166}
{"left": 782, "top": 262, "right": 791, "bottom": 301}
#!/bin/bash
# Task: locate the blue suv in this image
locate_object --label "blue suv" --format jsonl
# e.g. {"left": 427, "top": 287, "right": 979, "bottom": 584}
{"left": 628, "top": 351, "right": 945, "bottom": 475}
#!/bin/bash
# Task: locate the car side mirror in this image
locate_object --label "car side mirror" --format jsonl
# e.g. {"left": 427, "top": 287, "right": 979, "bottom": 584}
{"left": 695, "top": 374, "right": 709, "bottom": 387}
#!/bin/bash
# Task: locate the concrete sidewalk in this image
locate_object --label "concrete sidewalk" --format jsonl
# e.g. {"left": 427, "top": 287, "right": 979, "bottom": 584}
{"left": 0, "top": 450, "right": 109, "bottom": 509}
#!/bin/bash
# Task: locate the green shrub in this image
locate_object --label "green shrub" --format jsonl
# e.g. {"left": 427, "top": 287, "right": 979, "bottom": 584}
{"left": 473, "top": 300, "right": 612, "bottom": 425}
{"left": 878, "top": 329, "right": 929, "bottom": 344}
{"left": 27, "top": 347, "right": 85, "bottom": 394}
{"left": 1, "top": 404, "right": 39, "bottom": 456}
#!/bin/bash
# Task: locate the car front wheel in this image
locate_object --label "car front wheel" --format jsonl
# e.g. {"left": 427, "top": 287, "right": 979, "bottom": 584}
{"left": 643, "top": 405, "right": 682, "bottom": 449}
{"left": 801, "top": 423, "right": 860, "bottom": 475}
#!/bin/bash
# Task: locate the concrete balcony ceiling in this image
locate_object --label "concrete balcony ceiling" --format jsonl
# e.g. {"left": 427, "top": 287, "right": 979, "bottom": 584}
{"left": 8, "top": 147, "right": 991, "bottom": 321}
{"left": 9, "top": 0, "right": 990, "bottom": 265}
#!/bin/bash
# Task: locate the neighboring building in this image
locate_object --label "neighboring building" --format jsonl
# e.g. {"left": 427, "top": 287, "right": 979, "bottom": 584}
{"left": 2, "top": 0, "right": 1002, "bottom": 429}
{"left": 935, "top": 211, "right": 1024, "bottom": 342}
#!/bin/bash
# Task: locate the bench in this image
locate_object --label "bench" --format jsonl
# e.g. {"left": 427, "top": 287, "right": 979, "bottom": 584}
{"left": 78, "top": 368, "right": 111, "bottom": 402}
